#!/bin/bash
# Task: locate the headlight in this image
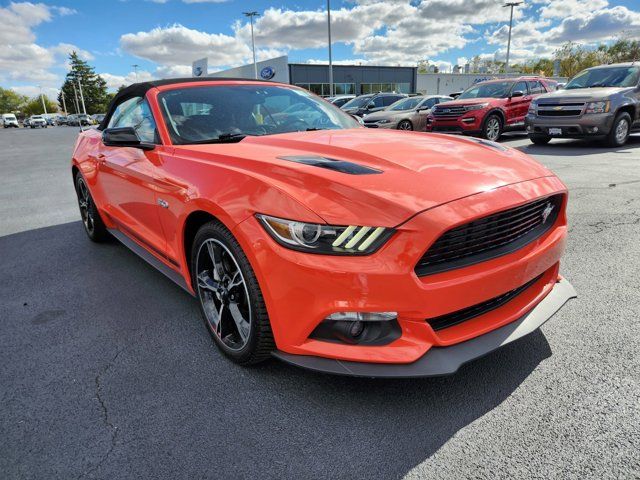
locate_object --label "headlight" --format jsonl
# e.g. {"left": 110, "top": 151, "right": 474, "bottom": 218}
{"left": 528, "top": 102, "right": 537, "bottom": 113}
{"left": 256, "top": 214, "right": 393, "bottom": 255}
{"left": 377, "top": 119, "right": 391, "bottom": 124}
{"left": 584, "top": 101, "right": 610, "bottom": 114}
{"left": 465, "top": 103, "right": 489, "bottom": 111}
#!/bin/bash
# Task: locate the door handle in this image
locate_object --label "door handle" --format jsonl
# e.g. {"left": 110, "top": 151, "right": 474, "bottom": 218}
{"left": 96, "top": 153, "right": 106, "bottom": 163}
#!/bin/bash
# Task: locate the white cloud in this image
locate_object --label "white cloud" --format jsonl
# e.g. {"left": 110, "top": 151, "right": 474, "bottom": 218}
{"left": 121, "top": 24, "right": 251, "bottom": 67}
{"left": 0, "top": 2, "right": 82, "bottom": 88}
{"left": 538, "top": 0, "right": 609, "bottom": 19}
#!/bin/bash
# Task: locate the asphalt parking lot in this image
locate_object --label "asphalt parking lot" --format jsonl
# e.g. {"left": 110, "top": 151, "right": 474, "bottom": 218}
{"left": 1, "top": 126, "right": 638, "bottom": 479}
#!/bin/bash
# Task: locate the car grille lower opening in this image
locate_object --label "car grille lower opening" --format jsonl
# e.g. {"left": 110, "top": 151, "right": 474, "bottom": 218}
{"left": 415, "top": 194, "right": 563, "bottom": 276}
{"left": 426, "top": 274, "right": 543, "bottom": 331}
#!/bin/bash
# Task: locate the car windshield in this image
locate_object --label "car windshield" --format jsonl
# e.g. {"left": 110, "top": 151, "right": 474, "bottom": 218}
{"left": 565, "top": 66, "right": 640, "bottom": 89}
{"left": 158, "top": 85, "right": 360, "bottom": 145}
{"left": 341, "top": 95, "right": 373, "bottom": 109}
{"left": 388, "top": 97, "right": 423, "bottom": 111}
{"left": 457, "top": 82, "right": 513, "bottom": 99}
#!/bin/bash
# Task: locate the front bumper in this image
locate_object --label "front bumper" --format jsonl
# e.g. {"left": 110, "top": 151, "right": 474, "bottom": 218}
{"left": 525, "top": 112, "right": 614, "bottom": 138}
{"left": 273, "top": 277, "right": 576, "bottom": 377}
{"left": 233, "top": 176, "right": 569, "bottom": 367}
{"left": 427, "top": 114, "right": 483, "bottom": 135}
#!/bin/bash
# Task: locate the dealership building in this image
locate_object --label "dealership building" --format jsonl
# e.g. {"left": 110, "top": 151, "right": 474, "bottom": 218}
{"left": 199, "top": 55, "right": 566, "bottom": 97}
{"left": 205, "top": 55, "right": 418, "bottom": 96}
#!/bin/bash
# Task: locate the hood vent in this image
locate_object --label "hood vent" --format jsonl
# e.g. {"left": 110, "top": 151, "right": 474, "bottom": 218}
{"left": 277, "top": 155, "right": 382, "bottom": 175}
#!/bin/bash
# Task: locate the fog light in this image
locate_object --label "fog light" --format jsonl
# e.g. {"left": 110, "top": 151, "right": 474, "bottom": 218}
{"left": 325, "top": 311, "right": 397, "bottom": 322}
{"left": 349, "top": 321, "right": 365, "bottom": 337}
{"left": 310, "top": 311, "right": 401, "bottom": 345}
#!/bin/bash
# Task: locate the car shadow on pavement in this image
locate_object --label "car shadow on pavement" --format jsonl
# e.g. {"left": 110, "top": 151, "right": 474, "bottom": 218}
{"left": 0, "top": 221, "right": 552, "bottom": 480}
{"left": 514, "top": 133, "right": 640, "bottom": 156}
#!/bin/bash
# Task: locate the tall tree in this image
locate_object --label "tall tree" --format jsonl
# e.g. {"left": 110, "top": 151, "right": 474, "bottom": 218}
{"left": 22, "top": 96, "right": 58, "bottom": 116}
{"left": 0, "top": 87, "right": 28, "bottom": 114}
{"left": 58, "top": 52, "right": 109, "bottom": 115}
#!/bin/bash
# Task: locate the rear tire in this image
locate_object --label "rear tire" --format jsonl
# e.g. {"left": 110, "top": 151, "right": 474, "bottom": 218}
{"left": 74, "top": 172, "right": 109, "bottom": 242}
{"left": 191, "top": 221, "right": 274, "bottom": 365}
{"left": 604, "top": 112, "right": 631, "bottom": 147}
{"left": 530, "top": 136, "right": 551, "bottom": 145}
{"left": 482, "top": 114, "right": 503, "bottom": 142}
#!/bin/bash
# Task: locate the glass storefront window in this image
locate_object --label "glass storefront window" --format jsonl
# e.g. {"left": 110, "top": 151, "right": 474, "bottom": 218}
{"left": 294, "top": 83, "right": 355, "bottom": 97}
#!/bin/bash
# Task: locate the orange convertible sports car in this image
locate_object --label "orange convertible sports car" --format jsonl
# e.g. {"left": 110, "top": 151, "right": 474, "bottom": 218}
{"left": 71, "top": 78, "right": 576, "bottom": 377}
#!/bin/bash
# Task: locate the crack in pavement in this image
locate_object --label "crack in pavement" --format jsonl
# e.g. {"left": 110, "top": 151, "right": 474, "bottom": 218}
{"left": 77, "top": 349, "right": 124, "bottom": 479}
{"left": 584, "top": 211, "right": 640, "bottom": 234}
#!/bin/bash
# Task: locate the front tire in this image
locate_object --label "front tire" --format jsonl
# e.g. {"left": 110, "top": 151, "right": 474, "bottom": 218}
{"left": 398, "top": 120, "right": 413, "bottom": 131}
{"left": 482, "top": 114, "right": 503, "bottom": 142}
{"left": 75, "top": 172, "right": 109, "bottom": 242}
{"left": 191, "top": 221, "right": 274, "bottom": 365}
{"left": 530, "top": 135, "right": 551, "bottom": 145}
{"left": 604, "top": 112, "right": 631, "bottom": 147}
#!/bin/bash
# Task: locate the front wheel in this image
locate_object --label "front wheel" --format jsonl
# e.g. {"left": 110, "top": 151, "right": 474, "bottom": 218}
{"left": 191, "top": 221, "right": 274, "bottom": 365}
{"left": 75, "top": 172, "right": 109, "bottom": 242}
{"left": 397, "top": 120, "right": 413, "bottom": 131}
{"left": 530, "top": 135, "right": 551, "bottom": 145}
{"left": 604, "top": 112, "right": 631, "bottom": 147}
{"left": 482, "top": 114, "right": 503, "bottom": 142}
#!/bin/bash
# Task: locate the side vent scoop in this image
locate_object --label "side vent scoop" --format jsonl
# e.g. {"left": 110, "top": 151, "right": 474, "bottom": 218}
{"left": 277, "top": 155, "right": 382, "bottom": 175}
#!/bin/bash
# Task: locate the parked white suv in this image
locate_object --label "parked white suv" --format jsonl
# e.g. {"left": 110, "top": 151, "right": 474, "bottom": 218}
{"left": 2, "top": 113, "right": 19, "bottom": 128}
{"left": 28, "top": 115, "right": 47, "bottom": 128}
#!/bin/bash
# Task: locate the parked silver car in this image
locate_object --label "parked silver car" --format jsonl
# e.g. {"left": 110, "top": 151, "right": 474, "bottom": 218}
{"left": 362, "top": 95, "right": 453, "bottom": 131}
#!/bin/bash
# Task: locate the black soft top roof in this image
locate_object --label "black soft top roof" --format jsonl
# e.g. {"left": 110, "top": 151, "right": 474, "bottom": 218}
{"left": 100, "top": 77, "right": 278, "bottom": 130}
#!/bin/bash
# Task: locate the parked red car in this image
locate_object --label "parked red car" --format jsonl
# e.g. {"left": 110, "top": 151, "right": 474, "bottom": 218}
{"left": 427, "top": 77, "right": 557, "bottom": 141}
{"left": 71, "top": 78, "right": 575, "bottom": 377}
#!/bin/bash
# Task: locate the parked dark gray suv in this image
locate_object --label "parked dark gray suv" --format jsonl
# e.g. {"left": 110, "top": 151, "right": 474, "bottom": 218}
{"left": 525, "top": 63, "right": 640, "bottom": 146}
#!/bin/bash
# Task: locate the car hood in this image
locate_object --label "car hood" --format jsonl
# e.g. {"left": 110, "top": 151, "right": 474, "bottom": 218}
{"left": 363, "top": 110, "right": 412, "bottom": 121}
{"left": 537, "top": 87, "right": 629, "bottom": 101}
{"left": 181, "top": 129, "right": 555, "bottom": 226}
{"left": 436, "top": 98, "right": 496, "bottom": 107}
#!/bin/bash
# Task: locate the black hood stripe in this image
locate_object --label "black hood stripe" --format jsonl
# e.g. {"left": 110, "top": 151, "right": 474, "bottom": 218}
{"left": 277, "top": 155, "right": 383, "bottom": 175}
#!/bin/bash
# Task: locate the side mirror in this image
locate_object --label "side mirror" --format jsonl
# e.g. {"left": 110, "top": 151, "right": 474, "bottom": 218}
{"left": 510, "top": 90, "right": 525, "bottom": 98}
{"left": 366, "top": 103, "right": 375, "bottom": 110}
{"left": 102, "top": 127, "right": 154, "bottom": 150}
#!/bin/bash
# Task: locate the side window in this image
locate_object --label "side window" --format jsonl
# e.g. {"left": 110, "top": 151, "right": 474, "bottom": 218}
{"left": 528, "top": 81, "right": 545, "bottom": 94}
{"left": 371, "top": 96, "right": 385, "bottom": 108}
{"left": 382, "top": 96, "right": 399, "bottom": 107}
{"left": 512, "top": 81, "right": 528, "bottom": 95}
{"left": 107, "top": 97, "right": 157, "bottom": 143}
{"left": 422, "top": 98, "right": 438, "bottom": 109}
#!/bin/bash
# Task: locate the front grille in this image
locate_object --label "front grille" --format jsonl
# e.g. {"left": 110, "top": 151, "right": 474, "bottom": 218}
{"left": 537, "top": 103, "right": 584, "bottom": 117}
{"left": 415, "top": 194, "right": 563, "bottom": 276}
{"left": 426, "top": 274, "right": 543, "bottom": 331}
{"left": 433, "top": 106, "right": 468, "bottom": 118}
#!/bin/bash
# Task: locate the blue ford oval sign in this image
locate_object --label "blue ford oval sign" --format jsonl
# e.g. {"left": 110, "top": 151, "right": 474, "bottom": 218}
{"left": 260, "top": 66, "right": 276, "bottom": 80}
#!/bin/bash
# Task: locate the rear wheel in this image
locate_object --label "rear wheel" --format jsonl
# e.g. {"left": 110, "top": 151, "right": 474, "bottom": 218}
{"left": 398, "top": 120, "right": 413, "bottom": 131}
{"left": 482, "top": 114, "right": 503, "bottom": 142}
{"left": 191, "top": 221, "right": 274, "bottom": 365}
{"left": 75, "top": 172, "right": 109, "bottom": 242}
{"left": 530, "top": 135, "right": 551, "bottom": 145}
{"left": 604, "top": 112, "right": 631, "bottom": 147}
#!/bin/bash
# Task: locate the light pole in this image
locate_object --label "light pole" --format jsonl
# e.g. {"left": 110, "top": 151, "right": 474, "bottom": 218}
{"left": 38, "top": 85, "right": 48, "bottom": 116}
{"left": 503, "top": 2, "right": 523, "bottom": 73}
{"left": 327, "top": 0, "right": 334, "bottom": 97}
{"left": 243, "top": 11, "right": 260, "bottom": 79}
{"left": 61, "top": 91, "right": 67, "bottom": 115}
{"left": 132, "top": 64, "right": 139, "bottom": 82}
{"left": 77, "top": 78, "right": 87, "bottom": 115}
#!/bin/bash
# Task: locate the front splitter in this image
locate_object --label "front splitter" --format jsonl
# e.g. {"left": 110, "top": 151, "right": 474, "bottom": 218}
{"left": 272, "top": 278, "right": 577, "bottom": 378}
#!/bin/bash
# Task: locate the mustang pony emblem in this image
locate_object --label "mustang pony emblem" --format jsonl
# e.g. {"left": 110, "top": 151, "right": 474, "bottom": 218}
{"left": 542, "top": 202, "right": 555, "bottom": 223}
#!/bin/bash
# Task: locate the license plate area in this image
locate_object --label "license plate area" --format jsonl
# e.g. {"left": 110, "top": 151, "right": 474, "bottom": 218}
{"left": 548, "top": 128, "right": 563, "bottom": 136}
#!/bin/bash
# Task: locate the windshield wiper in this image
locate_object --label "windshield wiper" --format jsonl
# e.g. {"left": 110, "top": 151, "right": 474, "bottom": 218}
{"left": 190, "top": 133, "right": 249, "bottom": 144}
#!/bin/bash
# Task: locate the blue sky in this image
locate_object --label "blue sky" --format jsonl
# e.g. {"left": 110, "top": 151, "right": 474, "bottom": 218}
{"left": 2, "top": 0, "right": 639, "bottom": 97}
